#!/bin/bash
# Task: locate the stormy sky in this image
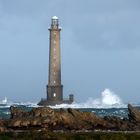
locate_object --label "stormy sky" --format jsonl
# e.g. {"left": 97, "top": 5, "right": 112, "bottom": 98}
{"left": 0, "top": 0, "right": 140, "bottom": 103}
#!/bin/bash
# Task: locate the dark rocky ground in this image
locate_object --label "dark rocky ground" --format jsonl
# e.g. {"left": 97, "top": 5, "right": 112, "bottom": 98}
{"left": 1, "top": 104, "right": 140, "bottom": 139}
{"left": 1, "top": 131, "right": 140, "bottom": 140}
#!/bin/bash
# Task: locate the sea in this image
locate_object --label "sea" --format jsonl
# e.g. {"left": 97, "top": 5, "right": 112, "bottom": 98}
{"left": 0, "top": 88, "right": 140, "bottom": 119}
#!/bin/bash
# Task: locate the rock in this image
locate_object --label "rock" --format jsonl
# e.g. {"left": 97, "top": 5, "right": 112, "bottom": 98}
{"left": 8, "top": 119, "right": 21, "bottom": 127}
{"left": 128, "top": 104, "right": 140, "bottom": 122}
{"left": 10, "top": 106, "right": 28, "bottom": 119}
{"left": 29, "top": 107, "right": 54, "bottom": 117}
{"left": 30, "top": 118, "right": 42, "bottom": 126}
{"left": 0, "top": 119, "right": 4, "bottom": 126}
{"left": 56, "top": 109, "right": 75, "bottom": 129}
{"left": 54, "top": 108, "right": 101, "bottom": 130}
{"left": 1, "top": 105, "right": 140, "bottom": 132}
{"left": 8, "top": 107, "right": 55, "bottom": 129}
{"left": 0, "top": 127, "right": 7, "bottom": 132}
{"left": 0, "top": 119, "right": 7, "bottom": 132}
{"left": 20, "top": 119, "right": 30, "bottom": 127}
{"left": 67, "top": 108, "right": 81, "bottom": 117}
{"left": 103, "top": 116, "right": 129, "bottom": 130}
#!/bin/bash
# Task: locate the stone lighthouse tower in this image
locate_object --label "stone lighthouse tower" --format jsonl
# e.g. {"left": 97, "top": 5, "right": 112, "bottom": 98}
{"left": 38, "top": 16, "right": 74, "bottom": 106}
{"left": 47, "top": 16, "right": 63, "bottom": 103}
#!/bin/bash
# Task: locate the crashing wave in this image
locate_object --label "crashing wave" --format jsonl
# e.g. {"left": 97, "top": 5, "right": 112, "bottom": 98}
{"left": 49, "top": 89, "right": 127, "bottom": 109}
{"left": 0, "top": 89, "right": 128, "bottom": 109}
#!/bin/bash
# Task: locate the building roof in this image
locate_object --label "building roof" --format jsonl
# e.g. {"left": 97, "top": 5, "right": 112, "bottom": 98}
{"left": 52, "top": 16, "right": 58, "bottom": 20}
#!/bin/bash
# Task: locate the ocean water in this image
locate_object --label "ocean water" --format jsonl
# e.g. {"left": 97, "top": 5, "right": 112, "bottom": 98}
{"left": 0, "top": 88, "right": 140, "bottom": 119}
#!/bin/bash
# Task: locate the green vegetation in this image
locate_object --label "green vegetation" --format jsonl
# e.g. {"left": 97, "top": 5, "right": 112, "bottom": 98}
{"left": 0, "top": 131, "right": 140, "bottom": 140}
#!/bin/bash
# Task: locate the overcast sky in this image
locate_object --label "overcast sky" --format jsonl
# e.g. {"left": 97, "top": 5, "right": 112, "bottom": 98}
{"left": 0, "top": 0, "right": 140, "bottom": 103}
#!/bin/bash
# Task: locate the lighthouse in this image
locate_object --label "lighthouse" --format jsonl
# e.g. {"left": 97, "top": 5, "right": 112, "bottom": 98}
{"left": 38, "top": 16, "right": 74, "bottom": 106}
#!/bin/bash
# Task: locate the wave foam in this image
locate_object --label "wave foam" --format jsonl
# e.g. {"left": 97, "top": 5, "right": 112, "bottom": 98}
{"left": 1, "top": 89, "right": 127, "bottom": 109}
{"left": 50, "top": 88, "right": 127, "bottom": 109}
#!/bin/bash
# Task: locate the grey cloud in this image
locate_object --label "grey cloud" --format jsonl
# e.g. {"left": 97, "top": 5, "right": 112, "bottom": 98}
{"left": 0, "top": 0, "right": 140, "bottom": 103}
{"left": 71, "top": 10, "right": 140, "bottom": 50}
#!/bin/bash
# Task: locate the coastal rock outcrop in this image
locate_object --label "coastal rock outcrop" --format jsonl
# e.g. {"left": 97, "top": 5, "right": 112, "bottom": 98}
{"left": 128, "top": 104, "right": 140, "bottom": 123}
{"left": 1, "top": 104, "right": 140, "bottom": 132}
{"left": 8, "top": 106, "right": 105, "bottom": 130}
{"left": 10, "top": 106, "right": 28, "bottom": 119}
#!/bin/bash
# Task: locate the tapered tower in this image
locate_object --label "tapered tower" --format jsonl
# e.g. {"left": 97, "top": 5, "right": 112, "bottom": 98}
{"left": 47, "top": 16, "right": 63, "bottom": 103}
{"left": 38, "top": 16, "right": 74, "bottom": 106}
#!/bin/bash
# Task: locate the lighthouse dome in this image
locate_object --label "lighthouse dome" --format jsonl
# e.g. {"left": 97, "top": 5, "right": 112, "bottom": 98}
{"left": 52, "top": 16, "right": 58, "bottom": 20}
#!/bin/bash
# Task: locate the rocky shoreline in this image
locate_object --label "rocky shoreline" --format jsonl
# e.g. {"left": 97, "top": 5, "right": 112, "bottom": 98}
{"left": 0, "top": 104, "right": 140, "bottom": 133}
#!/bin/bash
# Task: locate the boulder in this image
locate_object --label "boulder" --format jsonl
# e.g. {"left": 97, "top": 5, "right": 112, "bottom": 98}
{"left": 10, "top": 106, "right": 28, "bottom": 119}
{"left": 103, "top": 116, "right": 129, "bottom": 130}
{"left": 54, "top": 108, "right": 102, "bottom": 130}
{"left": 20, "top": 119, "right": 30, "bottom": 127}
{"left": 8, "top": 107, "right": 55, "bottom": 129}
{"left": 128, "top": 104, "right": 140, "bottom": 122}
{"left": 8, "top": 119, "right": 21, "bottom": 127}
{"left": 29, "top": 107, "right": 54, "bottom": 117}
{"left": 30, "top": 118, "right": 42, "bottom": 126}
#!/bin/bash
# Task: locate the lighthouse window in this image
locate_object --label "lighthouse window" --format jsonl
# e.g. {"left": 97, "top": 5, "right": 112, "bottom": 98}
{"left": 54, "top": 40, "right": 56, "bottom": 44}
{"left": 53, "top": 93, "right": 56, "bottom": 97}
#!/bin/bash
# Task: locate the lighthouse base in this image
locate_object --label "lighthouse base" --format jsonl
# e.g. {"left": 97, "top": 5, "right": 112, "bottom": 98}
{"left": 38, "top": 97, "right": 74, "bottom": 106}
